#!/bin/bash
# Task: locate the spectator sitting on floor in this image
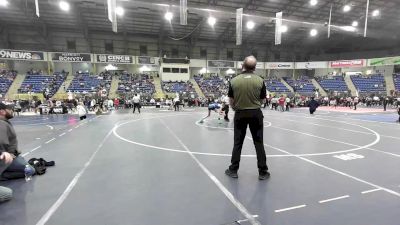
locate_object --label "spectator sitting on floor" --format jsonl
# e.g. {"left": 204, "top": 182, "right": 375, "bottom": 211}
{"left": 0, "top": 103, "right": 36, "bottom": 201}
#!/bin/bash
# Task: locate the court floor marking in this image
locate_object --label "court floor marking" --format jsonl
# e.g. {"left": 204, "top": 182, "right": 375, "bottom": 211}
{"left": 158, "top": 118, "right": 261, "bottom": 225}
{"left": 280, "top": 114, "right": 400, "bottom": 158}
{"left": 21, "top": 146, "right": 41, "bottom": 157}
{"left": 275, "top": 205, "right": 307, "bottom": 213}
{"left": 318, "top": 195, "right": 350, "bottom": 204}
{"left": 315, "top": 114, "right": 400, "bottom": 128}
{"left": 271, "top": 117, "right": 400, "bottom": 141}
{"left": 45, "top": 138, "right": 56, "bottom": 144}
{"left": 35, "top": 128, "right": 115, "bottom": 225}
{"left": 194, "top": 115, "right": 383, "bottom": 157}
{"left": 361, "top": 188, "right": 382, "bottom": 194}
{"left": 22, "top": 116, "right": 99, "bottom": 157}
{"left": 251, "top": 137, "right": 400, "bottom": 198}
{"left": 113, "top": 115, "right": 390, "bottom": 158}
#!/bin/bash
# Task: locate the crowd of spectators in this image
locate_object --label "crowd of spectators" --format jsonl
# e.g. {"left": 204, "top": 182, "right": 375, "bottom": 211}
{"left": 283, "top": 76, "right": 316, "bottom": 94}
{"left": 68, "top": 71, "right": 112, "bottom": 94}
{"left": 193, "top": 74, "right": 228, "bottom": 98}
{"left": 19, "top": 71, "right": 67, "bottom": 98}
{"left": 117, "top": 73, "right": 155, "bottom": 98}
{"left": 264, "top": 79, "right": 290, "bottom": 93}
{"left": 162, "top": 80, "right": 195, "bottom": 93}
{"left": 0, "top": 69, "right": 17, "bottom": 96}
{"left": 393, "top": 73, "right": 400, "bottom": 91}
{"left": 315, "top": 75, "right": 349, "bottom": 93}
{"left": 351, "top": 74, "right": 386, "bottom": 95}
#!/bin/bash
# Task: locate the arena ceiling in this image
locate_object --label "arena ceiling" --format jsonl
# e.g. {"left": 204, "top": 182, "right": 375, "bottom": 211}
{"left": 0, "top": 0, "right": 399, "bottom": 54}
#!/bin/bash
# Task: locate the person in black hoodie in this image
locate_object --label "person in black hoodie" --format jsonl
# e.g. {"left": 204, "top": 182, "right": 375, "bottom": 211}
{"left": 397, "top": 106, "right": 400, "bottom": 123}
{"left": 308, "top": 97, "right": 319, "bottom": 115}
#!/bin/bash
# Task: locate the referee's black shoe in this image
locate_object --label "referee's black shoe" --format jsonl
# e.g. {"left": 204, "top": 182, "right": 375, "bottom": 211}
{"left": 225, "top": 169, "right": 238, "bottom": 178}
{"left": 258, "top": 171, "right": 270, "bottom": 180}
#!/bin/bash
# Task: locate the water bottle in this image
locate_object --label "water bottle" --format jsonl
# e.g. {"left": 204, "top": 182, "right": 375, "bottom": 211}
{"left": 24, "top": 165, "right": 34, "bottom": 182}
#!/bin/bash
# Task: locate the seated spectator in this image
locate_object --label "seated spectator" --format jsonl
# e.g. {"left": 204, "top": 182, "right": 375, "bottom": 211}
{"left": 0, "top": 103, "right": 36, "bottom": 193}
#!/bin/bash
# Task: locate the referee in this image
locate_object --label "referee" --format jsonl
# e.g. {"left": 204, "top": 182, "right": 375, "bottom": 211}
{"left": 225, "top": 56, "right": 270, "bottom": 180}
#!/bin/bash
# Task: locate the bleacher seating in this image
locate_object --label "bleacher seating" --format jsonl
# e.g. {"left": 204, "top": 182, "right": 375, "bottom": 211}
{"left": 351, "top": 74, "right": 386, "bottom": 94}
{"left": 19, "top": 72, "right": 66, "bottom": 97}
{"left": 317, "top": 76, "right": 348, "bottom": 92}
{"left": 264, "top": 79, "right": 290, "bottom": 93}
{"left": 117, "top": 73, "right": 155, "bottom": 96}
{"left": 393, "top": 74, "right": 400, "bottom": 91}
{"left": 162, "top": 81, "right": 196, "bottom": 94}
{"left": 283, "top": 77, "right": 315, "bottom": 94}
{"left": 0, "top": 70, "right": 17, "bottom": 96}
{"left": 194, "top": 75, "right": 228, "bottom": 97}
{"left": 67, "top": 72, "right": 111, "bottom": 93}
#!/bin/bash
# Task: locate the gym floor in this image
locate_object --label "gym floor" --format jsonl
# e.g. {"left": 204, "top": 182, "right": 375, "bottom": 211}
{"left": 0, "top": 106, "right": 399, "bottom": 225}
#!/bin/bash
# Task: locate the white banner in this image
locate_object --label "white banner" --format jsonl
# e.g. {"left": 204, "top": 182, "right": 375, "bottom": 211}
{"left": 180, "top": 0, "right": 187, "bottom": 25}
{"left": 236, "top": 62, "right": 264, "bottom": 69}
{"left": 296, "top": 61, "right": 328, "bottom": 69}
{"left": 236, "top": 8, "right": 243, "bottom": 45}
{"left": 266, "top": 62, "right": 294, "bottom": 69}
{"left": 275, "top": 12, "right": 282, "bottom": 45}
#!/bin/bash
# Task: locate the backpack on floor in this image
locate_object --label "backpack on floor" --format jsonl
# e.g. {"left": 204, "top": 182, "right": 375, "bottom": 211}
{"left": 28, "top": 158, "right": 55, "bottom": 175}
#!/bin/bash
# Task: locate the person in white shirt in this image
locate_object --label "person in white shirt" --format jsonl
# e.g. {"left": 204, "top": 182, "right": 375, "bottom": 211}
{"left": 353, "top": 96, "right": 359, "bottom": 110}
{"left": 220, "top": 94, "right": 230, "bottom": 121}
{"left": 173, "top": 96, "right": 180, "bottom": 111}
{"left": 285, "top": 97, "right": 291, "bottom": 111}
{"left": 132, "top": 94, "right": 141, "bottom": 113}
{"left": 150, "top": 98, "right": 155, "bottom": 105}
{"left": 90, "top": 99, "right": 96, "bottom": 111}
{"left": 77, "top": 102, "right": 88, "bottom": 120}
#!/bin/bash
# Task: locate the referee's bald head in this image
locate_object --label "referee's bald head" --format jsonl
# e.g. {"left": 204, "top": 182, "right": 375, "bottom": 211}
{"left": 242, "top": 56, "right": 257, "bottom": 72}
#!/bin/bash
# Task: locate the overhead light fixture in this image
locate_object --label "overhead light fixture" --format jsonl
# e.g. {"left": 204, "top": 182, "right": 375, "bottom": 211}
{"left": 226, "top": 68, "right": 235, "bottom": 74}
{"left": 246, "top": 21, "right": 255, "bottom": 30}
{"left": 165, "top": 12, "right": 173, "bottom": 21}
{"left": 372, "top": 9, "right": 380, "bottom": 17}
{"left": 116, "top": 6, "right": 124, "bottom": 16}
{"left": 207, "top": 16, "right": 216, "bottom": 26}
{"left": 59, "top": 1, "right": 70, "bottom": 11}
{"left": 343, "top": 5, "right": 351, "bottom": 12}
{"left": 280, "top": 25, "right": 288, "bottom": 33}
{"left": 0, "top": 0, "right": 9, "bottom": 7}
{"left": 310, "top": 29, "right": 318, "bottom": 37}
{"left": 352, "top": 21, "right": 358, "bottom": 27}
{"left": 310, "top": 0, "right": 318, "bottom": 6}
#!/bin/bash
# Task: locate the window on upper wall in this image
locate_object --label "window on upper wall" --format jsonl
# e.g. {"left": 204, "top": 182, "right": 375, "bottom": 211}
{"left": 163, "top": 68, "right": 171, "bottom": 73}
{"left": 140, "top": 45, "right": 147, "bottom": 56}
{"left": 227, "top": 50, "right": 233, "bottom": 60}
{"left": 252, "top": 51, "right": 258, "bottom": 59}
{"left": 172, "top": 48, "right": 179, "bottom": 58}
{"left": 180, "top": 68, "right": 188, "bottom": 73}
{"left": 105, "top": 41, "right": 113, "bottom": 53}
{"left": 172, "top": 68, "right": 180, "bottom": 73}
{"left": 67, "top": 40, "right": 76, "bottom": 51}
{"left": 274, "top": 52, "right": 281, "bottom": 61}
{"left": 200, "top": 49, "right": 207, "bottom": 58}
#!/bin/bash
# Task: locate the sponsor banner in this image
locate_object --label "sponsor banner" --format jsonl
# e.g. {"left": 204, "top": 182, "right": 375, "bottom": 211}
{"left": 51, "top": 52, "right": 92, "bottom": 62}
{"left": 368, "top": 56, "right": 400, "bottom": 66}
{"left": 207, "top": 60, "right": 235, "bottom": 68}
{"left": 95, "top": 54, "right": 133, "bottom": 64}
{"left": 138, "top": 56, "right": 155, "bottom": 64}
{"left": 0, "top": 49, "right": 45, "bottom": 61}
{"left": 236, "top": 61, "right": 264, "bottom": 69}
{"left": 296, "top": 61, "right": 328, "bottom": 69}
{"left": 330, "top": 59, "right": 365, "bottom": 68}
{"left": 265, "top": 62, "right": 294, "bottom": 69}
